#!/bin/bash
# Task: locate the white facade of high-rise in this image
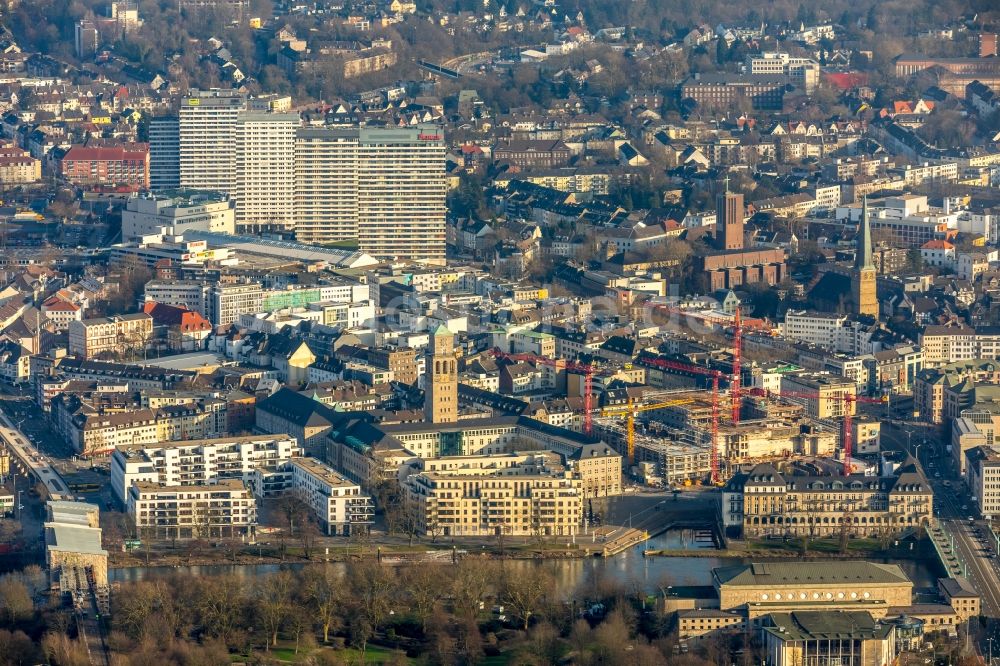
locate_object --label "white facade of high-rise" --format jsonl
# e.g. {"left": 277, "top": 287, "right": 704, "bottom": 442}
{"left": 295, "top": 128, "right": 359, "bottom": 244}
{"left": 236, "top": 113, "right": 298, "bottom": 233}
{"left": 177, "top": 90, "right": 245, "bottom": 194}
{"left": 293, "top": 126, "right": 446, "bottom": 264}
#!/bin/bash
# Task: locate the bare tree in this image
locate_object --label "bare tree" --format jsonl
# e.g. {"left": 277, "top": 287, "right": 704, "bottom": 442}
{"left": 302, "top": 564, "right": 344, "bottom": 644}
{"left": 499, "top": 565, "right": 555, "bottom": 630}
{"left": 256, "top": 570, "right": 293, "bottom": 648}
{"left": 449, "top": 557, "right": 497, "bottom": 621}
{"left": 401, "top": 565, "right": 446, "bottom": 633}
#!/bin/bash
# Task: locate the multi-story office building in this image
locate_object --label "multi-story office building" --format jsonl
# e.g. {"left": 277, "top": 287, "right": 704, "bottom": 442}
{"left": 235, "top": 112, "right": 298, "bottom": 233}
{"left": 294, "top": 126, "right": 446, "bottom": 263}
{"left": 110, "top": 434, "right": 301, "bottom": 505}
{"left": 285, "top": 457, "right": 373, "bottom": 535}
{"left": 779, "top": 372, "right": 857, "bottom": 419}
{"left": 68, "top": 313, "right": 153, "bottom": 359}
{"left": 122, "top": 190, "right": 235, "bottom": 239}
{"left": 746, "top": 52, "right": 820, "bottom": 93}
{"left": 149, "top": 116, "right": 179, "bottom": 190}
{"left": 208, "top": 283, "right": 264, "bottom": 326}
{"left": 127, "top": 479, "right": 257, "bottom": 539}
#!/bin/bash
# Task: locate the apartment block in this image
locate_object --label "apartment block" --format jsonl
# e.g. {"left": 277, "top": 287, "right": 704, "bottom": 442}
{"left": 779, "top": 372, "right": 857, "bottom": 419}
{"left": 294, "top": 126, "right": 447, "bottom": 263}
{"left": 177, "top": 90, "right": 246, "bottom": 195}
{"left": 209, "top": 283, "right": 264, "bottom": 326}
{"left": 127, "top": 479, "right": 256, "bottom": 539}
{"left": 404, "top": 469, "right": 582, "bottom": 537}
{"left": 235, "top": 112, "right": 298, "bottom": 233}
{"left": 0, "top": 144, "right": 41, "bottom": 183}
{"left": 285, "top": 457, "right": 373, "bottom": 535}
{"left": 148, "top": 116, "right": 179, "bottom": 190}
{"left": 109, "top": 434, "right": 301, "bottom": 505}
{"left": 61, "top": 144, "right": 149, "bottom": 190}
{"left": 68, "top": 313, "right": 153, "bottom": 359}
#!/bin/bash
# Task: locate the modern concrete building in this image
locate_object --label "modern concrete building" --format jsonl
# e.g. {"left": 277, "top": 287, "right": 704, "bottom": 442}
{"left": 285, "top": 457, "right": 373, "bottom": 535}
{"left": 746, "top": 52, "right": 820, "bottom": 93}
{"left": 177, "top": 89, "right": 246, "bottom": 195}
{"left": 127, "top": 479, "right": 256, "bottom": 539}
{"left": 149, "top": 116, "right": 180, "bottom": 190}
{"left": 121, "top": 189, "right": 236, "bottom": 239}
{"left": 779, "top": 372, "right": 857, "bottom": 419}
{"left": 109, "top": 434, "right": 301, "bottom": 505}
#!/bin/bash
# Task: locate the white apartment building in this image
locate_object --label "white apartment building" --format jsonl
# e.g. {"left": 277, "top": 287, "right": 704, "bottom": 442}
{"left": 236, "top": 112, "right": 298, "bottom": 233}
{"left": 286, "top": 457, "right": 373, "bottom": 535}
{"left": 404, "top": 471, "right": 582, "bottom": 537}
{"left": 122, "top": 190, "right": 236, "bottom": 239}
{"left": 110, "top": 434, "right": 302, "bottom": 505}
{"left": 746, "top": 52, "right": 820, "bottom": 93}
{"left": 127, "top": 479, "right": 257, "bottom": 538}
{"left": 920, "top": 325, "right": 978, "bottom": 366}
{"left": 68, "top": 313, "right": 154, "bottom": 359}
{"left": 177, "top": 90, "right": 246, "bottom": 194}
{"left": 293, "top": 127, "right": 447, "bottom": 264}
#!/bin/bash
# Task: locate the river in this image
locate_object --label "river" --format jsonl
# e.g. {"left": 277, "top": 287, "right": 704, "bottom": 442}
{"left": 108, "top": 529, "right": 944, "bottom": 598}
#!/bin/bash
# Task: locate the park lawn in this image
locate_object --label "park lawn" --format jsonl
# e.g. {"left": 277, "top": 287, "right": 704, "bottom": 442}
{"left": 745, "top": 537, "right": 886, "bottom": 554}
{"left": 234, "top": 644, "right": 412, "bottom": 664}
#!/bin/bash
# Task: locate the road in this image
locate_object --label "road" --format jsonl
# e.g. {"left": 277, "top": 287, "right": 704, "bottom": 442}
{"left": 934, "top": 474, "right": 1000, "bottom": 617}
{"left": 0, "top": 406, "right": 69, "bottom": 499}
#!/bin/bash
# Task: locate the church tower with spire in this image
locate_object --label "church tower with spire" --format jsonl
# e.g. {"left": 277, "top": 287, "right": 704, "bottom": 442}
{"left": 851, "top": 198, "right": 879, "bottom": 319}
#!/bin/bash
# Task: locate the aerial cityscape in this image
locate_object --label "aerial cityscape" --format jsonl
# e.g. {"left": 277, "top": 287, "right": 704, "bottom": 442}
{"left": 0, "top": 0, "right": 997, "bottom": 664}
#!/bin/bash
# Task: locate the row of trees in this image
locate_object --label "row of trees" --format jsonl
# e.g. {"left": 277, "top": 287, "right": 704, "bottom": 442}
{"left": 107, "top": 559, "right": 735, "bottom": 665}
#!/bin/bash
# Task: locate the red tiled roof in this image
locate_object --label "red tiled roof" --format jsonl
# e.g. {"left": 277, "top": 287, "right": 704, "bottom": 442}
{"left": 62, "top": 144, "right": 148, "bottom": 162}
{"left": 41, "top": 296, "right": 79, "bottom": 312}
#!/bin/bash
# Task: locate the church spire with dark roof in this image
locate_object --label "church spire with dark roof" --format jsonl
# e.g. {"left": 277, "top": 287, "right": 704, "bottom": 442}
{"left": 855, "top": 196, "right": 874, "bottom": 270}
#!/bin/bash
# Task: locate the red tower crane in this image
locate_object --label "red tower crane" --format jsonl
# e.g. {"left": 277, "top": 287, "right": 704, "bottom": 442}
{"left": 491, "top": 348, "right": 596, "bottom": 436}
{"left": 636, "top": 356, "right": 726, "bottom": 484}
{"left": 747, "top": 388, "right": 887, "bottom": 475}
{"left": 644, "top": 303, "right": 771, "bottom": 425}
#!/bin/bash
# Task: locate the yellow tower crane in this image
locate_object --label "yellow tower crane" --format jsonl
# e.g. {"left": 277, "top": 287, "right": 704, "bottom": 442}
{"left": 600, "top": 397, "right": 695, "bottom": 465}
